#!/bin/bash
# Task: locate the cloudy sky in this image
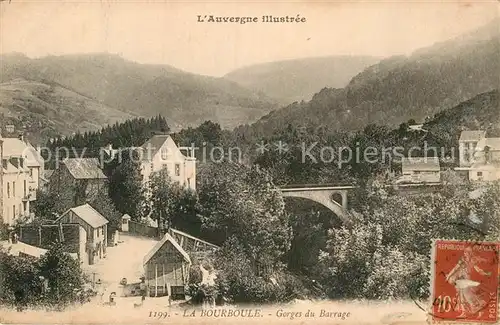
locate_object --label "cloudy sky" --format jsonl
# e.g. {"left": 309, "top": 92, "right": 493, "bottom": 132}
{"left": 1, "top": 1, "right": 498, "bottom": 76}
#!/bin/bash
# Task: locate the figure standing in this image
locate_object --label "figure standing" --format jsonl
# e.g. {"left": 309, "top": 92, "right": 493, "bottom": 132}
{"left": 445, "top": 247, "right": 491, "bottom": 317}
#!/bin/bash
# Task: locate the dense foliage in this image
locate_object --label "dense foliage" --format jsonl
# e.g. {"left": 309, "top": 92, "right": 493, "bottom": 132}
{"left": 318, "top": 179, "right": 500, "bottom": 300}
{"left": 47, "top": 115, "right": 169, "bottom": 155}
{"left": 197, "top": 162, "right": 292, "bottom": 271}
{"left": 137, "top": 166, "right": 202, "bottom": 236}
{"left": 0, "top": 243, "right": 88, "bottom": 310}
{"left": 104, "top": 149, "right": 146, "bottom": 219}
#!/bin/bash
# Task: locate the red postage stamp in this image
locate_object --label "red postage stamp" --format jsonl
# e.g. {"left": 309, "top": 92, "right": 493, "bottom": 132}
{"left": 431, "top": 239, "right": 499, "bottom": 324}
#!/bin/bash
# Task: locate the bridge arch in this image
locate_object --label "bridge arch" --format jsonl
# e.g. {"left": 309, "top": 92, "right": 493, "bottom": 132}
{"left": 280, "top": 187, "right": 352, "bottom": 224}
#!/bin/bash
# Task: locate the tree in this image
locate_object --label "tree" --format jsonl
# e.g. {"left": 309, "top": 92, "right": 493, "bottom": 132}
{"left": 38, "top": 243, "right": 85, "bottom": 307}
{"left": 148, "top": 167, "right": 203, "bottom": 236}
{"left": 32, "top": 190, "right": 57, "bottom": 220}
{"left": 198, "top": 162, "right": 292, "bottom": 273}
{"left": 106, "top": 149, "right": 145, "bottom": 219}
{"left": 31, "top": 189, "right": 69, "bottom": 221}
{"left": 0, "top": 243, "right": 86, "bottom": 309}
{"left": 149, "top": 168, "right": 178, "bottom": 232}
{"left": 0, "top": 250, "right": 43, "bottom": 308}
{"left": 90, "top": 187, "right": 122, "bottom": 236}
{"left": 214, "top": 237, "right": 306, "bottom": 304}
{"left": 318, "top": 180, "right": 500, "bottom": 300}
{"left": 169, "top": 187, "right": 202, "bottom": 237}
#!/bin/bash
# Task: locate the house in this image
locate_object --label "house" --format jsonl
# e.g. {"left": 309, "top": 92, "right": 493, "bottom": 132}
{"left": 139, "top": 134, "right": 196, "bottom": 191}
{"left": 143, "top": 232, "right": 191, "bottom": 299}
{"left": 400, "top": 157, "right": 441, "bottom": 183}
{"left": 56, "top": 204, "right": 108, "bottom": 265}
{"left": 459, "top": 130, "right": 486, "bottom": 167}
{"left": 49, "top": 158, "right": 107, "bottom": 205}
{"left": 24, "top": 142, "right": 45, "bottom": 198}
{"left": 457, "top": 130, "right": 500, "bottom": 181}
{"left": 1, "top": 136, "right": 41, "bottom": 225}
{"left": 469, "top": 136, "right": 500, "bottom": 181}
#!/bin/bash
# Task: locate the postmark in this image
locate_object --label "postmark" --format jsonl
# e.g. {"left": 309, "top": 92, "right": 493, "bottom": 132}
{"left": 430, "top": 239, "right": 499, "bottom": 324}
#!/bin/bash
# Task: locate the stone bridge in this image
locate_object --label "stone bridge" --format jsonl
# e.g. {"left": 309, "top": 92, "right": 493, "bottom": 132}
{"left": 279, "top": 184, "right": 356, "bottom": 223}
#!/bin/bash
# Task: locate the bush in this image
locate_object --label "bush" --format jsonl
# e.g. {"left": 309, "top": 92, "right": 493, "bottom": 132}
{"left": 213, "top": 237, "right": 306, "bottom": 304}
{"left": 0, "top": 243, "right": 87, "bottom": 309}
{"left": 318, "top": 180, "right": 500, "bottom": 300}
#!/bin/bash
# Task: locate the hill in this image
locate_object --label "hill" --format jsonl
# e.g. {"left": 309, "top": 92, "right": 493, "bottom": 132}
{"left": 423, "top": 89, "right": 500, "bottom": 149}
{"left": 0, "top": 78, "right": 136, "bottom": 145}
{"left": 0, "top": 53, "right": 278, "bottom": 131}
{"left": 224, "top": 56, "right": 380, "bottom": 104}
{"left": 243, "top": 18, "right": 500, "bottom": 137}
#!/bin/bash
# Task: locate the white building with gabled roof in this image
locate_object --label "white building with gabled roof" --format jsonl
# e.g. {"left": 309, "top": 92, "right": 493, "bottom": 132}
{"left": 459, "top": 130, "right": 487, "bottom": 167}
{"left": 399, "top": 156, "right": 441, "bottom": 184}
{"left": 457, "top": 130, "right": 500, "bottom": 181}
{"left": 1, "top": 136, "right": 42, "bottom": 225}
{"left": 139, "top": 134, "right": 196, "bottom": 191}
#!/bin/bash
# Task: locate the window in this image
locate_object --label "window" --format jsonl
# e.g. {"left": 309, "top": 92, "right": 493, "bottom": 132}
{"left": 29, "top": 168, "right": 33, "bottom": 178}
{"left": 175, "top": 164, "right": 180, "bottom": 176}
{"left": 7, "top": 183, "right": 10, "bottom": 198}
{"left": 477, "top": 171, "right": 483, "bottom": 177}
{"left": 101, "top": 228, "right": 104, "bottom": 236}
{"left": 24, "top": 180, "right": 27, "bottom": 197}
{"left": 12, "top": 182, "right": 15, "bottom": 197}
{"left": 12, "top": 205, "right": 16, "bottom": 219}
{"left": 161, "top": 148, "right": 168, "bottom": 160}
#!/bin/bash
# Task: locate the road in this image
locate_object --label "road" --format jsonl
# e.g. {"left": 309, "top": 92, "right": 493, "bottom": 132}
{"left": 82, "top": 233, "right": 158, "bottom": 301}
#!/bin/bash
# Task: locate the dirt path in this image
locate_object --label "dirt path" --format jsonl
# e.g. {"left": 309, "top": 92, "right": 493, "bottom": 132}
{"left": 83, "top": 233, "right": 158, "bottom": 300}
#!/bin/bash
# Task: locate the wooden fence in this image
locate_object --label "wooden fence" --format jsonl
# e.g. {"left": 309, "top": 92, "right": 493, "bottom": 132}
{"left": 128, "top": 220, "right": 160, "bottom": 239}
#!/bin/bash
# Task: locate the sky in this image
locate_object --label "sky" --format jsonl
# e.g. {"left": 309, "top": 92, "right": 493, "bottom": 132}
{"left": 1, "top": 1, "right": 499, "bottom": 77}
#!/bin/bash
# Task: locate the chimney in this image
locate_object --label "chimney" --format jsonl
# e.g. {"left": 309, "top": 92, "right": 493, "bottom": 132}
{"left": 18, "top": 133, "right": 24, "bottom": 143}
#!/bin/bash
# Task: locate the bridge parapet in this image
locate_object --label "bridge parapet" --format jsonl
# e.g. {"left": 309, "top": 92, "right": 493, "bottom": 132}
{"left": 279, "top": 185, "right": 353, "bottom": 224}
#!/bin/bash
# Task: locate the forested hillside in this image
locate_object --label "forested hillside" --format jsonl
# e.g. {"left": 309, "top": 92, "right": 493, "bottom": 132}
{"left": 0, "top": 79, "right": 137, "bottom": 145}
{"left": 224, "top": 55, "right": 379, "bottom": 104}
{"left": 244, "top": 18, "right": 499, "bottom": 136}
{"left": 0, "top": 53, "right": 278, "bottom": 131}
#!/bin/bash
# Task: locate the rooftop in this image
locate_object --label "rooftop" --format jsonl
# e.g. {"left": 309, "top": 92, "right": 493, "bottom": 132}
{"left": 62, "top": 158, "right": 107, "bottom": 180}
{"left": 60, "top": 203, "right": 109, "bottom": 228}
{"left": 479, "top": 137, "right": 500, "bottom": 151}
{"left": 143, "top": 232, "right": 191, "bottom": 266}
{"left": 459, "top": 130, "right": 486, "bottom": 142}
{"left": 402, "top": 157, "right": 440, "bottom": 172}
{"left": 1, "top": 138, "right": 41, "bottom": 167}
{"left": 140, "top": 134, "right": 171, "bottom": 161}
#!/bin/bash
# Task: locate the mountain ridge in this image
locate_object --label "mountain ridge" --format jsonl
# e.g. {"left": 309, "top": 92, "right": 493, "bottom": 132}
{"left": 0, "top": 53, "right": 279, "bottom": 131}
{"left": 242, "top": 19, "right": 500, "bottom": 137}
{"left": 224, "top": 55, "right": 380, "bottom": 104}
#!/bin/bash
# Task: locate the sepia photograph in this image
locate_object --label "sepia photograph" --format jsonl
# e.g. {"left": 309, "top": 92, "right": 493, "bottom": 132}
{"left": 0, "top": 1, "right": 499, "bottom": 324}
